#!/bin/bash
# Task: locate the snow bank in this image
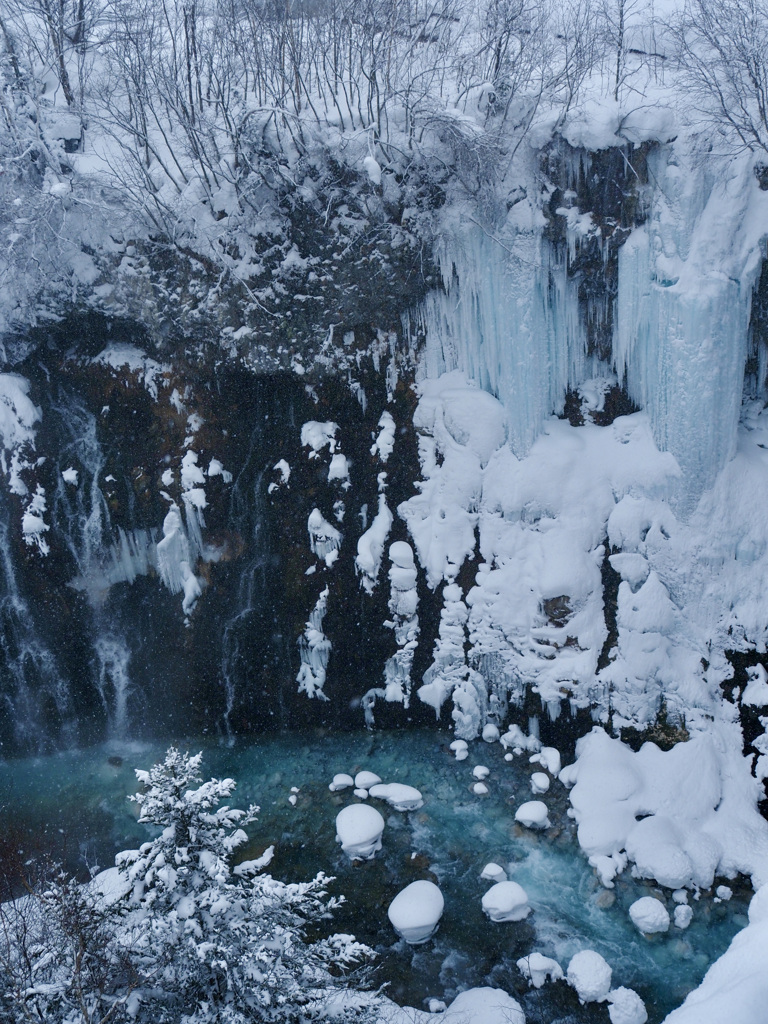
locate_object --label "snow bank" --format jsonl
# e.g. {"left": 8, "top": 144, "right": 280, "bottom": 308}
{"left": 662, "top": 885, "right": 768, "bottom": 1023}
{"left": 568, "top": 726, "right": 768, "bottom": 890}
{"left": 387, "top": 880, "right": 444, "bottom": 944}
{"left": 379, "top": 988, "right": 524, "bottom": 1024}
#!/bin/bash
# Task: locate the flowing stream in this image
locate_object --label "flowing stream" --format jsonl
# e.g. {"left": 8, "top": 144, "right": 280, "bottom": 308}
{"left": 0, "top": 728, "right": 750, "bottom": 1023}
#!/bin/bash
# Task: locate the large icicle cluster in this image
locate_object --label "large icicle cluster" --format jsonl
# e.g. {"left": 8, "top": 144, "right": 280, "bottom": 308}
{"left": 614, "top": 141, "right": 767, "bottom": 510}
{"left": 420, "top": 220, "right": 588, "bottom": 457}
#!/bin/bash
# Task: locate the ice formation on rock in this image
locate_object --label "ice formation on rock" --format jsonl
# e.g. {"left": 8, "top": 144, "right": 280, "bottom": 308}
{"left": 382, "top": 542, "right": 419, "bottom": 705}
{"left": 355, "top": 494, "right": 393, "bottom": 594}
{"left": 296, "top": 587, "right": 331, "bottom": 700}
{"left": 307, "top": 508, "right": 342, "bottom": 567}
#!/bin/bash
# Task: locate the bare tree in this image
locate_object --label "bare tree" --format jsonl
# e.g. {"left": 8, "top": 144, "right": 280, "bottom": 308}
{"left": 672, "top": 0, "right": 768, "bottom": 155}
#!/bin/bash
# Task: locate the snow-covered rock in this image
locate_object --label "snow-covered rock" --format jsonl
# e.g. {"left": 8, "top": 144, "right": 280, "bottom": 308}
{"left": 481, "top": 881, "right": 531, "bottom": 922}
{"left": 515, "top": 801, "right": 550, "bottom": 829}
{"left": 335, "top": 805, "right": 384, "bottom": 860}
{"left": 673, "top": 904, "right": 693, "bottom": 929}
{"left": 535, "top": 746, "right": 562, "bottom": 776}
{"left": 629, "top": 896, "right": 670, "bottom": 935}
{"left": 480, "top": 863, "right": 507, "bottom": 883}
{"left": 530, "top": 772, "right": 550, "bottom": 794}
{"left": 473, "top": 765, "right": 489, "bottom": 780}
{"left": 354, "top": 771, "right": 382, "bottom": 790}
{"left": 607, "top": 987, "right": 648, "bottom": 1024}
{"left": 567, "top": 950, "right": 612, "bottom": 1003}
{"left": 329, "top": 774, "right": 354, "bottom": 792}
{"left": 517, "top": 952, "right": 564, "bottom": 988}
{"left": 368, "top": 783, "right": 423, "bottom": 811}
{"left": 387, "top": 880, "right": 444, "bottom": 944}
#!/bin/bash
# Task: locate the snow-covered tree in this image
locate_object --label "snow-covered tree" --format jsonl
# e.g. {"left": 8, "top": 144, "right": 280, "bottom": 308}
{"left": 0, "top": 748, "right": 375, "bottom": 1024}
{"left": 121, "top": 747, "right": 374, "bottom": 1022}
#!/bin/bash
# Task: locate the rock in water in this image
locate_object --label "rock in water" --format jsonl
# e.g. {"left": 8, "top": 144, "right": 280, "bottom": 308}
{"left": 335, "top": 804, "right": 385, "bottom": 860}
{"left": 388, "top": 880, "right": 444, "bottom": 944}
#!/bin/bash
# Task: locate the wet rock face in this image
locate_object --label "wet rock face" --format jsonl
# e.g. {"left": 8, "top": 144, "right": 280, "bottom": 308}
{"left": 0, "top": 314, "right": 439, "bottom": 756}
{"left": 542, "top": 138, "right": 654, "bottom": 364}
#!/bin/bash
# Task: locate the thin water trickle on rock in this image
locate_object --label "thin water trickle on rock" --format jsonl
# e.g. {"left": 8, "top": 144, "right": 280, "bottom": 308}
{"left": 0, "top": 728, "right": 749, "bottom": 1023}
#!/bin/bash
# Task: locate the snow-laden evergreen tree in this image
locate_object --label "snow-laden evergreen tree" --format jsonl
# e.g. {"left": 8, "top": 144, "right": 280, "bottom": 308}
{"left": 0, "top": 748, "right": 375, "bottom": 1024}
{"left": 120, "top": 747, "right": 375, "bottom": 1023}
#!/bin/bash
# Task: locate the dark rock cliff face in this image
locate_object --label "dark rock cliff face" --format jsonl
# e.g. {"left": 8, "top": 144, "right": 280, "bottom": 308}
{"left": 0, "top": 313, "right": 441, "bottom": 757}
{"left": 542, "top": 138, "right": 653, "bottom": 364}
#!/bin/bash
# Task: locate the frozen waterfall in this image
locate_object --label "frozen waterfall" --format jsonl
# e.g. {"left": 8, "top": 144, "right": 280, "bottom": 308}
{"left": 419, "top": 221, "right": 588, "bottom": 457}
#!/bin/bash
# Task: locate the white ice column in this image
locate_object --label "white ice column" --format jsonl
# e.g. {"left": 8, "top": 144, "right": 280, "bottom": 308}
{"left": 614, "top": 144, "right": 759, "bottom": 511}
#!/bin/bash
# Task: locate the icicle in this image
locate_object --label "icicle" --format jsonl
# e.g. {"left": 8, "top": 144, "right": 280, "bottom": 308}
{"left": 418, "top": 223, "right": 587, "bottom": 456}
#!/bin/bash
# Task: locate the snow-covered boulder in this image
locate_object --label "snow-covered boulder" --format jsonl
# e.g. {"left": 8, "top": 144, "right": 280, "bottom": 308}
{"left": 629, "top": 896, "right": 670, "bottom": 935}
{"left": 482, "top": 723, "right": 500, "bottom": 742}
{"left": 368, "top": 783, "right": 423, "bottom": 811}
{"left": 481, "top": 881, "right": 531, "bottom": 922}
{"left": 531, "top": 772, "right": 550, "bottom": 794}
{"left": 480, "top": 862, "right": 507, "bottom": 883}
{"left": 388, "top": 880, "right": 444, "bottom": 944}
{"left": 354, "top": 771, "right": 381, "bottom": 790}
{"left": 450, "top": 739, "right": 468, "bottom": 761}
{"left": 442, "top": 988, "right": 524, "bottom": 1024}
{"left": 473, "top": 782, "right": 489, "bottom": 795}
{"left": 674, "top": 904, "right": 693, "bottom": 929}
{"left": 329, "top": 773, "right": 354, "bottom": 792}
{"left": 607, "top": 987, "right": 648, "bottom": 1024}
{"left": 515, "top": 801, "right": 550, "bottom": 829}
{"left": 517, "top": 952, "right": 564, "bottom": 988}
{"left": 473, "top": 765, "right": 490, "bottom": 780}
{"left": 335, "top": 805, "right": 384, "bottom": 860}
{"left": 567, "top": 950, "right": 612, "bottom": 1002}
{"left": 531, "top": 746, "right": 562, "bottom": 776}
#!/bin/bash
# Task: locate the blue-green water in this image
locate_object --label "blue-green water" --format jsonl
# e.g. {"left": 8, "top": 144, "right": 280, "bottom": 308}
{"left": 0, "top": 729, "right": 750, "bottom": 1022}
